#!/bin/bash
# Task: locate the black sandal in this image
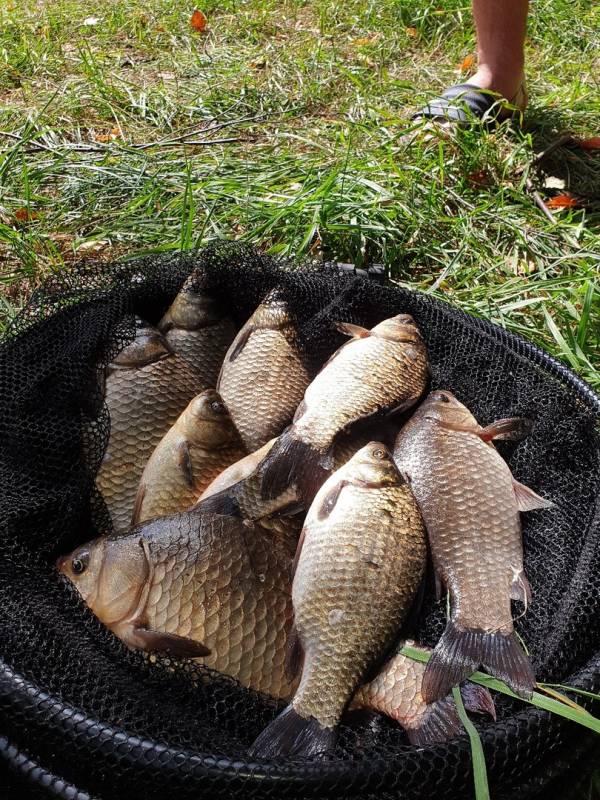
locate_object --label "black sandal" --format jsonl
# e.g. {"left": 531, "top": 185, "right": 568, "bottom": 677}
{"left": 414, "top": 83, "right": 526, "bottom": 125}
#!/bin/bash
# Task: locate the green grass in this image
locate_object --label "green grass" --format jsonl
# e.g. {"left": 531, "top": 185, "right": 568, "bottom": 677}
{"left": 0, "top": 0, "right": 598, "bottom": 391}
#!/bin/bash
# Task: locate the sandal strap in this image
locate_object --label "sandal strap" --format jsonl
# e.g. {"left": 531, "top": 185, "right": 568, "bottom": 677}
{"left": 414, "top": 83, "right": 505, "bottom": 123}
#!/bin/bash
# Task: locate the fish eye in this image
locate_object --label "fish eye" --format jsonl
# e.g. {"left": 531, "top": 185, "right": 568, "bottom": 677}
{"left": 210, "top": 400, "right": 226, "bottom": 414}
{"left": 372, "top": 447, "right": 388, "bottom": 460}
{"left": 435, "top": 392, "right": 451, "bottom": 404}
{"left": 71, "top": 552, "right": 89, "bottom": 575}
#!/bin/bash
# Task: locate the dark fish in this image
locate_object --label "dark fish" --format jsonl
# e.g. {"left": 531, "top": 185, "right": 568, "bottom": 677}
{"left": 393, "top": 390, "right": 553, "bottom": 702}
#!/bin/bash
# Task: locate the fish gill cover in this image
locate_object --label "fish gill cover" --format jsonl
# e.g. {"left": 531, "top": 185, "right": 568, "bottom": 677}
{"left": 0, "top": 241, "right": 599, "bottom": 799}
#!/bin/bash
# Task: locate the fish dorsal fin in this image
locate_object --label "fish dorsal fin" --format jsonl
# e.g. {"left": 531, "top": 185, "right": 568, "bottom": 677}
{"left": 513, "top": 479, "right": 554, "bottom": 512}
{"left": 336, "top": 322, "right": 371, "bottom": 339}
{"left": 177, "top": 441, "right": 195, "bottom": 488}
{"left": 479, "top": 417, "right": 533, "bottom": 442}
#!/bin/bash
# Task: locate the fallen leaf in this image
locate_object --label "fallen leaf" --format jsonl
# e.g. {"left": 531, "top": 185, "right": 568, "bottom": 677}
{"left": 94, "top": 133, "right": 111, "bottom": 143}
{"left": 83, "top": 16, "right": 100, "bottom": 26}
{"left": 467, "top": 169, "right": 491, "bottom": 188}
{"left": 111, "top": 127, "right": 120, "bottom": 137}
{"left": 579, "top": 136, "right": 600, "bottom": 150}
{"left": 351, "top": 33, "right": 381, "bottom": 46}
{"left": 459, "top": 53, "right": 476, "bottom": 72}
{"left": 155, "top": 24, "right": 167, "bottom": 32}
{"left": 190, "top": 9, "right": 208, "bottom": 31}
{"left": 405, "top": 27, "right": 417, "bottom": 37}
{"left": 14, "top": 207, "right": 37, "bottom": 222}
{"left": 546, "top": 194, "right": 581, "bottom": 209}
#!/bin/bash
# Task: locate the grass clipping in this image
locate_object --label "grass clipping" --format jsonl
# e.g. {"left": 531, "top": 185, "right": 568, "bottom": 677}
{"left": 401, "top": 644, "right": 600, "bottom": 800}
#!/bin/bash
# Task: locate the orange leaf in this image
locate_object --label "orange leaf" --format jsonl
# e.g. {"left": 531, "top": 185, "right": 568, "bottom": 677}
{"left": 546, "top": 194, "right": 581, "bottom": 209}
{"left": 111, "top": 127, "right": 120, "bottom": 137}
{"left": 580, "top": 136, "right": 600, "bottom": 150}
{"left": 94, "top": 133, "right": 111, "bottom": 142}
{"left": 14, "top": 207, "right": 37, "bottom": 222}
{"left": 405, "top": 26, "right": 417, "bottom": 37}
{"left": 459, "top": 54, "right": 476, "bottom": 72}
{"left": 190, "top": 9, "right": 208, "bottom": 31}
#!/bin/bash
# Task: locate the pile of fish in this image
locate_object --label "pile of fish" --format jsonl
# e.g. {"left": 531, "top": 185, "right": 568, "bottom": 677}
{"left": 58, "top": 271, "right": 554, "bottom": 758}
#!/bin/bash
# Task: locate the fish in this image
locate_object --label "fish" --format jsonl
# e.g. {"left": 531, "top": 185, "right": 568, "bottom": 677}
{"left": 158, "top": 274, "right": 237, "bottom": 387}
{"left": 350, "top": 640, "right": 496, "bottom": 745}
{"left": 393, "top": 390, "right": 554, "bottom": 703}
{"left": 248, "top": 442, "right": 427, "bottom": 758}
{"left": 96, "top": 320, "right": 205, "bottom": 532}
{"left": 260, "top": 314, "right": 429, "bottom": 503}
{"left": 131, "top": 390, "right": 246, "bottom": 526}
{"left": 57, "top": 511, "right": 298, "bottom": 700}
{"left": 217, "top": 289, "right": 312, "bottom": 453}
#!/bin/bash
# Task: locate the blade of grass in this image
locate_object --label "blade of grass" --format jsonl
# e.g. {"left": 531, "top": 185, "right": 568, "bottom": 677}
{"left": 401, "top": 645, "right": 600, "bottom": 735}
{"left": 452, "top": 686, "right": 490, "bottom": 800}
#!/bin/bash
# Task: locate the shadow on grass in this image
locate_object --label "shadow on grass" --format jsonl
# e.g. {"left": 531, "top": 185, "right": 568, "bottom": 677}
{"left": 524, "top": 104, "right": 600, "bottom": 205}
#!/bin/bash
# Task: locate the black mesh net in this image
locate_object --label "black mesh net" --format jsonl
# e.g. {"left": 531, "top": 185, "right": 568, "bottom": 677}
{"left": 0, "top": 242, "right": 599, "bottom": 800}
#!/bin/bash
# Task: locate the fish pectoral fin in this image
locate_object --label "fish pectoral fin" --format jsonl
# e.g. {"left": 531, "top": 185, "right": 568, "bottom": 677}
{"left": 131, "top": 483, "right": 146, "bottom": 527}
{"left": 336, "top": 321, "right": 371, "bottom": 339}
{"left": 510, "top": 571, "right": 532, "bottom": 607}
{"left": 316, "top": 479, "right": 349, "bottom": 521}
{"left": 227, "top": 325, "right": 255, "bottom": 363}
{"left": 284, "top": 625, "right": 304, "bottom": 680}
{"left": 133, "top": 626, "right": 211, "bottom": 658}
{"left": 512, "top": 479, "right": 555, "bottom": 512}
{"left": 478, "top": 417, "right": 533, "bottom": 442}
{"left": 177, "top": 441, "right": 195, "bottom": 488}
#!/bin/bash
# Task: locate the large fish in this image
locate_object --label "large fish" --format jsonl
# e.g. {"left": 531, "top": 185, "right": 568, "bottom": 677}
{"left": 57, "top": 511, "right": 297, "bottom": 699}
{"left": 217, "top": 289, "right": 312, "bottom": 453}
{"left": 132, "top": 390, "right": 246, "bottom": 525}
{"left": 97, "top": 321, "right": 204, "bottom": 532}
{"left": 158, "top": 274, "right": 237, "bottom": 386}
{"left": 58, "top": 515, "right": 493, "bottom": 743}
{"left": 393, "top": 390, "right": 554, "bottom": 702}
{"left": 260, "top": 314, "right": 429, "bottom": 503}
{"left": 249, "top": 442, "right": 427, "bottom": 758}
{"left": 351, "top": 641, "right": 495, "bottom": 745}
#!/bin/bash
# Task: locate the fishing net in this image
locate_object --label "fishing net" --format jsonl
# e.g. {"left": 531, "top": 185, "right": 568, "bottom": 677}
{"left": 0, "top": 242, "right": 598, "bottom": 799}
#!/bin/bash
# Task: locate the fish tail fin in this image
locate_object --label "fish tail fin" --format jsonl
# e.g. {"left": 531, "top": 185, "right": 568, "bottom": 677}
{"left": 407, "top": 696, "right": 463, "bottom": 745}
{"left": 422, "top": 620, "right": 535, "bottom": 703}
{"left": 248, "top": 705, "right": 336, "bottom": 758}
{"left": 260, "top": 427, "right": 332, "bottom": 503}
{"left": 408, "top": 681, "right": 496, "bottom": 745}
{"left": 460, "top": 682, "right": 497, "bottom": 721}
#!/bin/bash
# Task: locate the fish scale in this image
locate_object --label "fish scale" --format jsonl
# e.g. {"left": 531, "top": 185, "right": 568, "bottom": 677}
{"left": 140, "top": 513, "right": 295, "bottom": 699}
{"left": 292, "top": 484, "right": 425, "bottom": 727}
{"left": 97, "top": 353, "right": 204, "bottom": 532}
{"left": 218, "top": 292, "right": 312, "bottom": 453}
{"left": 165, "top": 323, "right": 237, "bottom": 387}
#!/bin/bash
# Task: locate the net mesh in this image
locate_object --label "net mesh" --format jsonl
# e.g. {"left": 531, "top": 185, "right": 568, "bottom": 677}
{"left": 0, "top": 242, "right": 599, "bottom": 799}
